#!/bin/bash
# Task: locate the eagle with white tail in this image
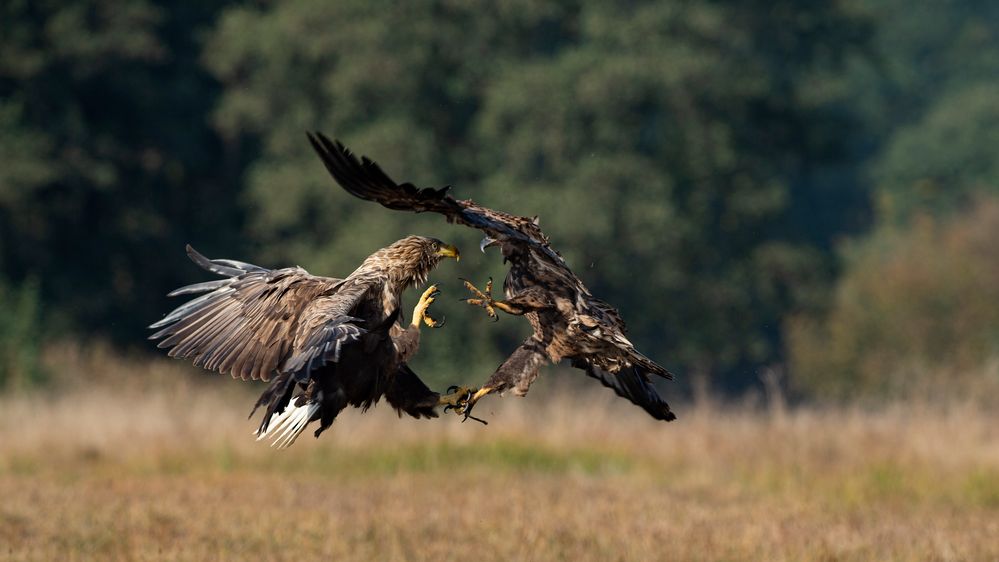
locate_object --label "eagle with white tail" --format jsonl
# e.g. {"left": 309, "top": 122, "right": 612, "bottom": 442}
{"left": 149, "top": 236, "right": 462, "bottom": 447}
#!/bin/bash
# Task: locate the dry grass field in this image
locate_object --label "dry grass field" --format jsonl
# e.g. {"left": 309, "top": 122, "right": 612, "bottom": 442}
{"left": 1, "top": 349, "right": 998, "bottom": 561}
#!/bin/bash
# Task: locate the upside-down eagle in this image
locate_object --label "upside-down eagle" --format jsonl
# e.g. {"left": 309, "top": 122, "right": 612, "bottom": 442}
{"left": 149, "top": 236, "right": 460, "bottom": 447}
{"left": 307, "top": 132, "right": 677, "bottom": 422}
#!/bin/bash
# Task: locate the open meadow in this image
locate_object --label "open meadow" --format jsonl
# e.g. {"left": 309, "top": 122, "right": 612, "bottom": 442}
{"left": 1, "top": 350, "right": 998, "bottom": 561}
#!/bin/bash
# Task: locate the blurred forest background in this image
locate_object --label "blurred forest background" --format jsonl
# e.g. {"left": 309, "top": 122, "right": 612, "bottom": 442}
{"left": 3, "top": 0, "right": 999, "bottom": 404}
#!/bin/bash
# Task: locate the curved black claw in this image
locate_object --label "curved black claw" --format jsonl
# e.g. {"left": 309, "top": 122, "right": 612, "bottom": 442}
{"left": 458, "top": 389, "right": 489, "bottom": 425}
{"left": 461, "top": 405, "right": 488, "bottom": 425}
{"left": 422, "top": 288, "right": 445, "bottom": 328}
{"left": 437, "top": 386, "right": 487, "bottom": 424}
{"left": 439, "top": 385, "right": 473, "bottom": 415}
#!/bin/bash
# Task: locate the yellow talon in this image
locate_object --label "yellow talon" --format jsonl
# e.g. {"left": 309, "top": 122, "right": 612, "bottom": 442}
{"left": 419, "top": 284, "right": 438, "bottom": 305}
{"left": 460, "top": 278, "right": 499, "bottom": 322}
{"left": 439, "top": 386, "right": 472, "bottom": 409}
{"left": 438, "top": 385, "right": 491, "bottom": 424}
{"left": 469, "top": 387, "right": 492, "bottom": 403}
{"left": 413, "top": 285, "right": 444, "bottom": 328}
{"left": 461, "top": 386, "right": 493, "bottom": 423}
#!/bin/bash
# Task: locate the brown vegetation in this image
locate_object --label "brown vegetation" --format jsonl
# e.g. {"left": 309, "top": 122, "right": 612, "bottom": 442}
{"left": 789, "top": 197, "right": 999, "bottom": 400}
{"left": 1, "top": 348, "right": 998, "bottom": 561}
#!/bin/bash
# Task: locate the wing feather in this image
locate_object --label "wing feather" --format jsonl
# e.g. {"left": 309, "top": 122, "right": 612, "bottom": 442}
{"left": 307, "top": 132, "right": 459, "bottom": 214}
{"left": 575, "top": 360, "right": 676, "bottom": 421}
{"left": 385, "top": 363, "right": 440, "bottom": 419}
{"left": 307, "top": 132, "right": 548, "bottom": 250}
{"left": 149, "top": 246, "right": 369, "bottom": 382}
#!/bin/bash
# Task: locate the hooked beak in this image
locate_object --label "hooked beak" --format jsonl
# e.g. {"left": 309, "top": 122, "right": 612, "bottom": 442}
{"left": 436, "top": 243, "right": 460, "bottom": 262}
{"left": 479, "top": 236, "right": 499, "bottom": 253}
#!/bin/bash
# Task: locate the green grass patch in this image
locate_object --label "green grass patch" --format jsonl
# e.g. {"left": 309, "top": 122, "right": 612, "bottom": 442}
{"left": 266, "top": 439, "right": 638, "bottom": 477}
{"left": 2, "top": 439, "right": 640, "bottom": 480}
{"left": 963, "top": 467, "right": 999, "bottom": 508}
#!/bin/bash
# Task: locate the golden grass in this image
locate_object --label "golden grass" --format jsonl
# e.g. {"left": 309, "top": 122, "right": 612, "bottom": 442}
{"left": 1, "top": 349, "right": 998, "bottom": 561}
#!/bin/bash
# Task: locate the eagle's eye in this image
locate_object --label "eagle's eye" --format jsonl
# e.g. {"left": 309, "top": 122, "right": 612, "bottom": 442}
{"left": 431, "top": 241, "right": 439, "bottom": 250}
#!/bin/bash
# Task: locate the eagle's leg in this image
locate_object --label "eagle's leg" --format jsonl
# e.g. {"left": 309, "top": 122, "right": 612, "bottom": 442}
{"left": 438, "top": 385, "right": 472, "bottom": 410}
{"left": 460, "top": 277, "right": 497, "bottom": 320}
{"left": 412, "top": 284, "right": 445, "bottom": 328}
{"left": 461, "top": 278, "right": 523, "bottom": 321}
{"left": 457, "top": 386, "right": 493, "bottom": 424}
{"left": 438, "top": 385, "right": 492, "bottom": 424}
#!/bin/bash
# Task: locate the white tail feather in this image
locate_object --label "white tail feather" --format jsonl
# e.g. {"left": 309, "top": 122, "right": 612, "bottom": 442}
{"left": 255, "top": 399, "right": 320, "bottom": 449}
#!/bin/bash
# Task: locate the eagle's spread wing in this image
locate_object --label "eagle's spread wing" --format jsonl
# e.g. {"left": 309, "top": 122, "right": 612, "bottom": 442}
{"left": 149, "top": 245, "right": 368, "bottom": 382}
{"left": 307, "top": 132, "right": 551, "bottom": 251}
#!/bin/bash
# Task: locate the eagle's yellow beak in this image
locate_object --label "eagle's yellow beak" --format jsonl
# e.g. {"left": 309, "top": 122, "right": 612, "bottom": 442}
{"left": 436, "top": 244, "right": 460, "bottom": 262}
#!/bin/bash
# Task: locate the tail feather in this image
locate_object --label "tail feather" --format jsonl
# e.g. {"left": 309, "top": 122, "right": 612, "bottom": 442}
{"left": 255, "top": 395, "right": 320, "bottom": 449}
{"left": 576, "top": 360, "right": 676, "bottom": 421}
{"left": 628, "top": 350, "right": 675, "bottom": 380}
{"left": 250, "top": 372, "right": 296, "bottom": 431}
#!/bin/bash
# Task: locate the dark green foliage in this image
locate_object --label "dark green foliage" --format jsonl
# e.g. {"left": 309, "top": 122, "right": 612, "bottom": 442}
{"left": 852, "top": 0, "right": 999, "bottom": 222}
{"left": 0, "top": 0, "right": 242, "bottom": 344}
{"left": 875, "top": 84, "right": 999, "bottom": 220}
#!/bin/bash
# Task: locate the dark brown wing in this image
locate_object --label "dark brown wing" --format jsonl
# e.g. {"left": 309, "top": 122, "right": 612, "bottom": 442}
{"left": 149, "top": 245, "right": 368, "bottom": 382}
{"left": 574, "top": 360, "right": 676, "bottom": 421}
{"left": 307, "top": 131, "right": 549, "bottom": 250}
{"left": 384, "top": 363, "right": 440, "bottom": 419}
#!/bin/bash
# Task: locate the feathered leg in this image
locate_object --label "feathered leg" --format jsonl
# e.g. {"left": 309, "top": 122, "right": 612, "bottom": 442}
{"left": 440, "top": 339, "right": 548, "bottom": 424}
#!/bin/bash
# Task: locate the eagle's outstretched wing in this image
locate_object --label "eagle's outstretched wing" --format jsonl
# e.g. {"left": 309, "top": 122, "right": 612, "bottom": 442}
{"left": 307, "top": 131, "right": 554, "bottom": 253}
{"left": 148, "top": 245, "right": 368, "bottom": 382}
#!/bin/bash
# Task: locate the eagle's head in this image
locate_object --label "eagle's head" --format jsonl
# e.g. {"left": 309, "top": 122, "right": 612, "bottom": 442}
{"left": 370, "top": 235, "right": 460, "bottom": 289}
{"left": 479, "top": 214, "right": 547, "bottom": 260}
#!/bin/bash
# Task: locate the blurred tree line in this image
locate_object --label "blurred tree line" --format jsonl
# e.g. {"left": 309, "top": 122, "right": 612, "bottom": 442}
{"left": 2, "top": 0, "right": 998, "bottom": 399}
